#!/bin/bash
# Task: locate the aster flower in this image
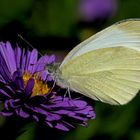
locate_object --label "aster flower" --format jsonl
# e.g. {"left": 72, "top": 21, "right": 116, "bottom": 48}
{"left": 0, "top": 42, "right": 95, "bottom": 131}
{"left": 78, "top": 0, "right": 117, "bottom": 22}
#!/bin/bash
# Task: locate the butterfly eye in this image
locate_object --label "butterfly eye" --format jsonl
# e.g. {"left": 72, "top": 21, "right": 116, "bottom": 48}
{"left": 46, "top": 64, "right": 54, "bottom": 74}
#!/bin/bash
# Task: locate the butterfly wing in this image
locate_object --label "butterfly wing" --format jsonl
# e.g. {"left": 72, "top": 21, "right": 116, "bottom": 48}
{"left": 60, "top": 19, "right": 140, "bottom": 68}
{"left": 59, "top": 47, "right": 140, "bottom": 105}
{"left": 58, "top": 19, "right": 140, "bottom": 105}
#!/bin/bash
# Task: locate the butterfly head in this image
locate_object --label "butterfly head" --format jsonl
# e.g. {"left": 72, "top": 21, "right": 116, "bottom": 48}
{"left": 45, "top": 63, "right": 61, "bottom": 77}
{"left": 46, "top": 63, "right": 70, "bottom": 89}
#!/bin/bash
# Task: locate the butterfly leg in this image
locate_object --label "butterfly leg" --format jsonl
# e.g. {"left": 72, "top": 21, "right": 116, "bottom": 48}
{"left": 63, "top": 85, "right": 73, "bottom": 101}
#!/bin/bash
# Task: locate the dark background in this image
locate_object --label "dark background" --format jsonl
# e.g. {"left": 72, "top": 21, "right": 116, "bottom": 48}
{"left": 1, "top": 0, "right": 140, "bottom": 140}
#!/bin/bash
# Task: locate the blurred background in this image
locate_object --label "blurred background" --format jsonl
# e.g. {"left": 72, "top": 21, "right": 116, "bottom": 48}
{"left": 0, "top": 0, "right": 140, "bottom": 140}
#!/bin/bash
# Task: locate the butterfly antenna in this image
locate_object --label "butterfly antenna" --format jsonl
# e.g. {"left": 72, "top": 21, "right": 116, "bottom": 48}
{"left": 18, "top": 34, "right": 43, "bottom": 56}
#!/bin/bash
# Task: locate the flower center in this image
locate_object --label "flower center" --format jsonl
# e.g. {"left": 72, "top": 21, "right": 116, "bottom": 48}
{"left": 23, "top": 72, "right": 50, "bottom": 96}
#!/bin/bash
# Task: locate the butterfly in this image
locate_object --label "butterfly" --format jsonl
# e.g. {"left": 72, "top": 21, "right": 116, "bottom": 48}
{"left": 46, "top": 19, "right": 140, "bottom": 105}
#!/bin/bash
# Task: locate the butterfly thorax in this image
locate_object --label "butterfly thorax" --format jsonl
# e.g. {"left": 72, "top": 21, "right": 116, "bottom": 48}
{"left": 45, "top": 63, "right": 61, "bottom": 79}
{"left": 45, "top": 63, "right": 69, "bottom": 88}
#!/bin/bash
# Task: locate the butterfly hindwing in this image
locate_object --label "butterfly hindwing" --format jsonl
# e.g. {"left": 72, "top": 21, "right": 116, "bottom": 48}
{"left": 60, "top": 47, "right": 140, "bottom": 105}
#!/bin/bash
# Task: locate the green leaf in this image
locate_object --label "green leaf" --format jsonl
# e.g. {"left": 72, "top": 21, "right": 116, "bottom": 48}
{"left": 0, "top": 0, "right": 33, "bottom": 26}
{"left": 16, "top": 122, "right": 36, "bottom": 140}
{"left": 27, "top": 0, "right": 78, "bottom": 37}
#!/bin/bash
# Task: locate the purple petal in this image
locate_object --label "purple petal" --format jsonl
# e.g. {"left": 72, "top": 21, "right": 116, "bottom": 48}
{"left": 0, "top": 89, "right": 11, "bottom": 98}
{"left": 72, "top": 100, "right": 87, "bottom": 107}
{"left": 34, "top": 107, "right": 48, "bottom": 115}
{"left": 52, "top": 110, "right": 76, "bottom": 116}
{"left": 0, "top": 111, "right": 13, "bottom": 116}
{"left": 55, "top": 123, "right": 69, "bottom": 131}
{"left": 71, "top": 115, "right": 87, "bottom": 121}
{"left": 45, "top": 113, "right": 61, "bottom": 121}
{"left": 39, "top": 70, "right": 47, "bottom": 81}
{"left": 24, "top": 50, "right": 31, "bottom": 71}
{"left": 0, "top": 42, "right": 17, "bottom": 74}
{"left": 32, "top": 115, "right": 39, "bottom": 122}
{"left": 4, "top": 85, "right": 16, "bottom": 96}
{"left": 47, "top": 55, "right": 55, "bottom": 64}
{"left": 45, "top": 121, "right": 53, "bottom": 128}
{"left": 0, "top": 51, "right": 12, "bottom": 81}
{"left": 19, "top": 108, "right": 30, "bottom": 118}
{"left": 25, "top": 78, "right": 34, "bottom": 95}
{"left": 4, "top": 100, "right": 9, "bottom": 110}
{"left": 27, "top": 49, "right": 38, "bottom": 73}
{"left": 12, "top": 71, "right": 24, "bottom": 90}
{"left": 9, "top": 99, "right": 21, "bottom": 108}
{"left": 21, "top": 48, "right": 26, "bottom": 70}
{"left": 15, "top": 46, "right": 22, "bottom": 69}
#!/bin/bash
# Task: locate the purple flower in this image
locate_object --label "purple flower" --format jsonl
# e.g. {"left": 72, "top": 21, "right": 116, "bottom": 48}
{"left": 0, "top": 42, "right": 95, "bottom": 131}
{"left": 78, "top": 0, "right": 117, "bottom": 22}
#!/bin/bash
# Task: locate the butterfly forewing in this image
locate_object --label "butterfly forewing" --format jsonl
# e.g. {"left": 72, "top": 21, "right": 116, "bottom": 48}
{"left": 60, "top": 19, "right": 140, "bottom": 68}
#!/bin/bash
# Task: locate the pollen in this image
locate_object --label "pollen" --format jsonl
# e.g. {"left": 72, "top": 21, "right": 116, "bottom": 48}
{"left": 23, "top": 72, "right": 50, "bottom": 96}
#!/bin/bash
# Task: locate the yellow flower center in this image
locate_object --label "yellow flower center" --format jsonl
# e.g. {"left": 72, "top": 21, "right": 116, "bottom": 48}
{"left": 23, "top": 72, "right": 50, "bottom": 96}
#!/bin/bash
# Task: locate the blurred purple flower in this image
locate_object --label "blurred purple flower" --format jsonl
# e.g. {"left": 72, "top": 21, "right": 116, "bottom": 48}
{"left": 0, "top": 42, "right": 95, "bottom": 131}
{"left": 78, "top": 0, "right": 117, "bottom": 22}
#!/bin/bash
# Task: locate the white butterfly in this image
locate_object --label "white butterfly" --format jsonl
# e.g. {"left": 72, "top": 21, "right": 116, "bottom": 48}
{"left": 47, "top": 19, "right": 140, "bottom": 105}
